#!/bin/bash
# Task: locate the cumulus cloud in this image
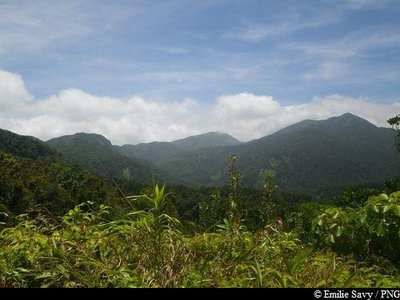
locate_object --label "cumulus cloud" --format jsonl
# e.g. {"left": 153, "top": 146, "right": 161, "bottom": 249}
{"left": 0, "top": 70, "right": 32, "bottom": 111}
{"left": 0, "top": 69, "right": 398, "bottom": 145}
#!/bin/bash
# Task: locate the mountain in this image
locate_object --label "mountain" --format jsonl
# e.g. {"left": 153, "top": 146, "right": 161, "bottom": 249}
{"left": 0, "top": 150, "right": 119, "bottom": 215}
{"left": 0, "top": 129, "right": 120, "bottom": 215}
{"left": 46, "top": 133, "right": 170, "bottom": 183}
{"left": 117, "top": 142, "right": 183, "bottom": 164}
{"left": 171, "top": 131, "right": 241, "bottom": 152}
{"left": 5, "top": 113, "right": 398, "bottom": 196}
{"left": 155, "top": 113, "right": 400, "bottom": 195}
{"left": 116, "top": 131, "right": 241, "bottom": 163}
{"left": 0, "top": 128, "right": 59, "bottom": 159}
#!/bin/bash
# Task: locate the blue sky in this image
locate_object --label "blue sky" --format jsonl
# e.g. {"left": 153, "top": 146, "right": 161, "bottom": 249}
{"left": 0, "top": 0, "right": 399, "bottom": 144}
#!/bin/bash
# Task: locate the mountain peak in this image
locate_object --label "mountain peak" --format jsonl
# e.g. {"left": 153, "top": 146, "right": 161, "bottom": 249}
{"left": 116, "top": 131, "right": 241, "bottom": 163}
{"left": 0, "top": 128, "right": 59, "bottom": 159}
{"left": 171, "top": 131, "right": 241, "bottom": 152}
{"left": 325, "top": 113, "right": 377, "bottom": 128}
{"left": 202, "top": 131, "right": 234, "bottom": 136}
{"left": 173, "top": 131, "right": 240, "bottom": 142}
{"left": 48, "top": 132, "right": 112, "bottom": 147}
{"left": 331, "top": 112, "right": 368, "bottom": 121}
{"left": 339, "top": 112, "right": 358, "bottom": 118}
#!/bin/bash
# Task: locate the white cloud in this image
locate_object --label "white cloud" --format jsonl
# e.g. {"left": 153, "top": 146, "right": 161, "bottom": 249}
{"left": 213, "top": 93, "right": 280, "bottom": 122}
{"left": 0, "top": 69, "right": 398, "bottom": 145}
{"left": 211, "top": 94, "right": 399, "bottom": 141}
{"left": 0, "top": 70, "right": 32, "bottom": 111}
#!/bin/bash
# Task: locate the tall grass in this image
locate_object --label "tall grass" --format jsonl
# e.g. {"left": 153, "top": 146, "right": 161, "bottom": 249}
{"left": 1, "top": 184, "right": 399, "bottom": 287}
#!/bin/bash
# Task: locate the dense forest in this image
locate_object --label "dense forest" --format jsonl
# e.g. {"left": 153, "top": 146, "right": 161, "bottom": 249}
{"left": 0, "top": 114, "right": 400, "bottom": 287}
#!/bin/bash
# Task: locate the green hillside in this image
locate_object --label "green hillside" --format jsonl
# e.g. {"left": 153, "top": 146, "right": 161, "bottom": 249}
{"left": 156, "top": 113, "right": 400, "bottom": 194}
{"left": 46, "top": 133, "right": 171, "bottom": 183}
{"left": 0, "top": 151, "right": 119, "bottom": 216}
{"left": 171, "top": 131, "right": 241, "bottom": 152}
{"left": 117, "top": 131, "right": 241, "bottom": 163}
{"left": 117, "top": 141, "right": 183, "bottom": 164}
{"left": 0, "top": 128, "right": 59, "bottom": 159}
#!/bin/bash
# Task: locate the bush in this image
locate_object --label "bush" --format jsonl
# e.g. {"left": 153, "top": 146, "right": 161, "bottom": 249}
{"left": 312, "top": 191, "right": 400, "bottom": 264}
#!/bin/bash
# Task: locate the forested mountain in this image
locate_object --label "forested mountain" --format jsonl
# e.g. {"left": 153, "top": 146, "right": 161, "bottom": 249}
{"left": 0, "top": 151, "right": 119, "bottom": 215}
{"left": 46, "top": 133, "right": 170, "bottom": 183}
{"left": 2, "top": 113, "right": 399, "bottom": 195}
{"left": 116, "top": 131, "right": 241, "bottom": 163}
{"left": 116, "top": 141, "right": 183, "bottom": 164}
{"left": 0, "top": 128, "right": 59, "bottom": 159}
{"left": 171, "top": 131, "right": 241, "bottom": 151}
{"left": 1, "top": 114, "right": 400, "bottom": 288}
{"left": 156, "top": 113, "right": 400, "bottom": 194}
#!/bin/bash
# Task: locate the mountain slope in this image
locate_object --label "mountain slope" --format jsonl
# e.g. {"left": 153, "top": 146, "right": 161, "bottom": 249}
{"left": 171, "top": 131, "right": 241, "bottom": 152}
{"left": 117, "top": 131, "right": 241, "bottom": 163}
{"left": 0, "top": 129, "right": 120, "bottom": 215}
{"left": 0, "top": 151, "right": 119, "bottom": 215}
{"left": 46, "top": 133, "right": 170, "bottom": 183}
{"left": 156, "top": 113, "right": 400, "bottom": 194}
{"left": 0, "top": 128, "right": 59, "bottom": 159}
{"left": 117, "top": 142, "right": 183, "bottom": 164}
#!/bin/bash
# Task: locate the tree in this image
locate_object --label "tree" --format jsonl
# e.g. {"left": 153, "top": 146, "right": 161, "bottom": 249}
{"left": 387, "top": 114, "right": 400, "bottom": 152}
{"left": 227, "top": 154, "right": 242, "bottom": 228}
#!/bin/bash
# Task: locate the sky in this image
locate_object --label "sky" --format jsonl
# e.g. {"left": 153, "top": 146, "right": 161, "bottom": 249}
{"left": 0, "top": 0, "right": 399, "bottom": 145}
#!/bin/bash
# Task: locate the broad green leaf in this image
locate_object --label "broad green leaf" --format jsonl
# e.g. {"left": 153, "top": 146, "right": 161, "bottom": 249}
{"left": 360, "top": 214, "right": 367, "bottom": 224}
{"left": 378, "top": 194, "right": 389, "bottom": 201}
{"left": 393, "top": 205, "right": 400, "bottom": 217}
{"left": 330, "top": 234, "right": 335, "bottom": 243}
{"left": 336, "top": 226, "right": 343, "bottom": 237}
{"left": 376, "top": 223, "right": 385, "bottom": 237}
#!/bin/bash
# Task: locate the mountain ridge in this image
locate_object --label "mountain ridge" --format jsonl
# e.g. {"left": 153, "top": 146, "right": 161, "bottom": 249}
{"left": 116, "top": 131, "right": 241, "bottom": 163}
{"left": 46, "top": 133, "right": 172, "bottom": 183}
{"left": 0, "top": 128, "right": 59, "bottom": 159}
{"left": 155, "top": 113, "right": 400, "bottom": 194}
{"left": 2, "top": 113, "right": 398, "bottom": 194}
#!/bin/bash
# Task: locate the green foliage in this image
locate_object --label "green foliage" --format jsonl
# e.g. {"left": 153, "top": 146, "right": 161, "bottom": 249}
{"left": 384, "top": 177, "right": 400, "bottom": 194}
{"left": 312, "top": 207, "right": 368, "bottom": 257}
{"left": 362, "top": 192, "right": 400, "bottom": 262}
{"left": 1, "top": 198, "right": 399, "bottom": 287}
{"left": 0, "top": 152, "right": 119, "bottom": 216}
{"left": 0, "top": 128, "right": 59, "bottom": 159}
{"left": 198, "top": 189, "right": 229, "bottom": 230}
{"left": 387, "top": 114, "right": 400, "bottom": 152}
{"left": 334, "top": 186, "right": 381, "bottom": 208}
{"left": 227, "top": 154, "right": 242, "bottom": 229}
{"left": 1, "top": 125, "right": 400, "bottom": 287}
{"left": 286, "top": 202, "right": 332, "bottom": 239}
{"left": 260, "top": 166, "right": 277, "bottom": 222}
{"left": 121, "top": 168, "right": 131, "bottom": 181}
{"left": 312, "top": 192, "right": 400, "bottom": 263}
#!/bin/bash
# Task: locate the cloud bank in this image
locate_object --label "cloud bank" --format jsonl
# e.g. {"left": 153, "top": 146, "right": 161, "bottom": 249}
{"left": 0, "top": 69, "right": 398, "bottom": 145}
